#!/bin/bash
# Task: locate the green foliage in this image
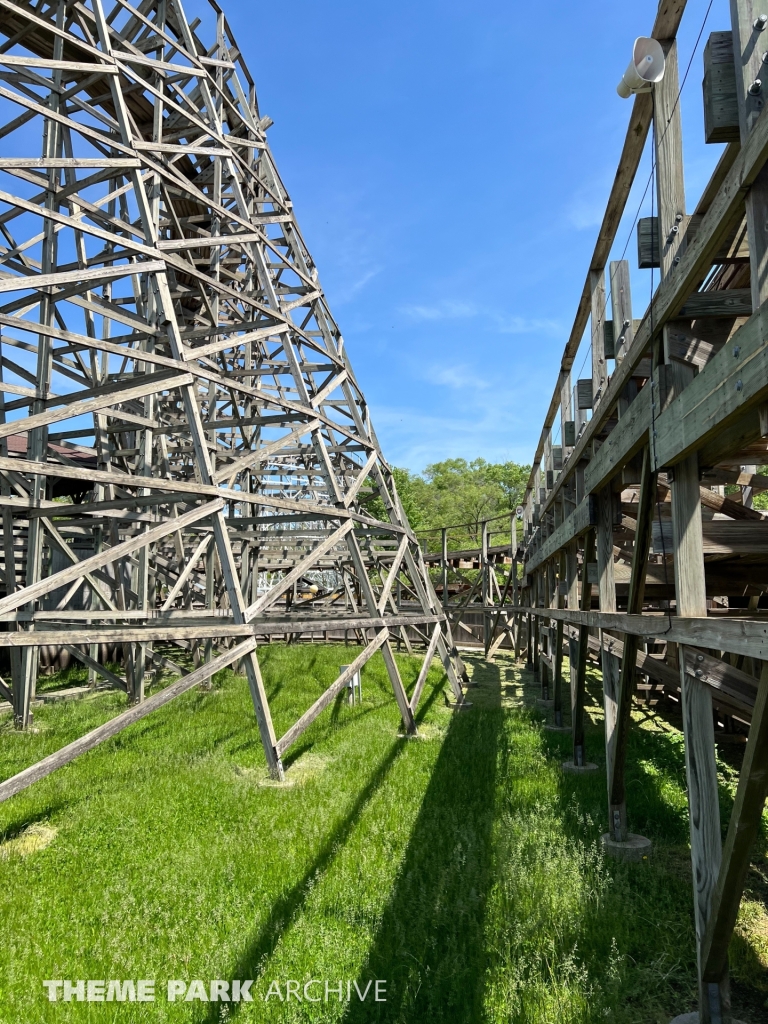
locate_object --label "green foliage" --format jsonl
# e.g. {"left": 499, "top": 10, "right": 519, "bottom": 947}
{"left": 420, "top": 458, "right": 528, "bottom": 540}
{"left": 753, "top": 470, "right": 768, "bottom": 511}
{"left": 361, "top": 466, "right": 430, "bottom": 531}
{"left": 361, "top": 458, "right": 530, "bottom": 549}
{"left": 724, "top": 466, "right": 768, "bottom": 510}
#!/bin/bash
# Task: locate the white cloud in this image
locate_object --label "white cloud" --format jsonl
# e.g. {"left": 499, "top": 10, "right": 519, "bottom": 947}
{"left": 400, "top": 300, "right": 478, "bottom": 321}
{"left": 400, "top": 301, "right": 561, "bottom": 337}
{"left": 495, "top": 314, "right": 560, "bottom": 335}
{"left": 432, "top": 363, "right": 490, "bottom": 390}
{"left": 371, "top": 395, "right": 538, "bottom": 472}
{"left": 332, "top": 265, "right": 382, "bottom": 305}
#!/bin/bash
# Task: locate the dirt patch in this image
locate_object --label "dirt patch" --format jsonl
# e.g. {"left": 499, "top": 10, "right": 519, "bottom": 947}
{"left": 235, "top": 751, "right": 334, "bottom": 788}
{"left": 0, "top": 823, "right": 57, "bottom": 860}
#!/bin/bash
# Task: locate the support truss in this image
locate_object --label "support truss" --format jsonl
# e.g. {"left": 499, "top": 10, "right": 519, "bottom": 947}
{"left": 0, "top": 0, "right": 465, "bottom": 784}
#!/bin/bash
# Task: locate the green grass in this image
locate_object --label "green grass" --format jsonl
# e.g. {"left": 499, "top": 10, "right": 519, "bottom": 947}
{"left": 0, "top": 646, "right": 766, "bottom": 1023}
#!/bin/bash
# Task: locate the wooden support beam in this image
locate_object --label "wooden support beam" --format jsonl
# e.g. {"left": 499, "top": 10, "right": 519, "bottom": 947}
{"left": 524, "top": 496, "right": 597, "bottom": 573}
{"left": 553, "top": 549, "right": 566, "bottom": 726}
{"left": 584, "top": 385, "right": 651, "bottom": 496}
{"left": 679, "top": 288, "right": 751, "bottom": 319}
{"left": 497, "top": 606, "right": 768, "bottom": 661}
{"left": 0, "top": 499, "right": 225, "bottom": 618}
{"left": 409, "top": 622, "right": 442, "bottom": 714}
{"left": 275, "top": 631, "right": 389, "bottom": 757}
{"left": 572, "top": 531, "right": 595, "bottom": 767}
{"left": 655, "top": 38, "right": 687, "bottom": 281}
{"left": 597, "top": 485, "right": 621, "bottom": 819}
{"left": 0, "top": 637, "right": 260, "bottom": 805}
{"left": 591, "top": 270, "right": 607, "bottom": 412}
{"left": 700, "top": 663, "right": 768, "bottom": 983}
{"left": 607, "top": 447, "right": 655, "bottom": 841}
{"left": 672, "top": 446, "right": 729, "bottom": 1020}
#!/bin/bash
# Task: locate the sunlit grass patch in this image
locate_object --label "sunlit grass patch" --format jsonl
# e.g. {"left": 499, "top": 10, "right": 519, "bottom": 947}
{"left": 0, "top": 647, "right": 765, "bottom": 1022}
{"left": 0, "top": 822, "right": 57, "bottom": 860}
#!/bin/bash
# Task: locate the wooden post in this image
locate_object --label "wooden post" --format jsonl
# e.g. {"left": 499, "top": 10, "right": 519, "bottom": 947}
{"left": 553, "top": 550, "right": 566, "bottom": 726}
{"left": 532, "top": 576, "right": 540, "bottom": 681}
{"left": 560, "top": 370, "right": 572, "bottom": 459}
{"left": 590, "top": 269, "right": 607, "bottom": 412}
{"left": 608, "top": 259, "right": 634, "bottom": 367}
{"left": 597, "top": 484, "right": 622, "bottom": 803}
{"left": 565, "top": 539, "right": 578, "bottom": 723}
{"left": 700, "top": 663, "right": 768, "bottom": 989}
{"left": 606, "top": 447, "right": 655, "bottom": 850}
{"left": 570, "top": 531, "right": 595, "bottom": 769}
{"left": 669, "top": 449, "right": 728, "bottom": 1022}
{"left": 731, "top": 0, "right": 768, "bottom": 314}
{"left": 654, "top": 41, "right": 687, "bottom": 284}
{"left": 441, "top": 527, "right": 448, "bottom": 610}
{"left": 481, "top": 520, "right": 490, "bottom": 656}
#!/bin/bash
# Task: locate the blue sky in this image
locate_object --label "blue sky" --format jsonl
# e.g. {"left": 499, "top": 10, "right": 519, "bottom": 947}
{"left": 191, "top": 0, "right": 729, "bottom": 472}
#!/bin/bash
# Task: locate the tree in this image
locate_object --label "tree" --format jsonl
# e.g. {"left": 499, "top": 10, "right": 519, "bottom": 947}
{"left": 359, "top": 457, "right": 530, "bottom": 549}
{"left": 420, "top": 458, "right": 529, "bottom": 543}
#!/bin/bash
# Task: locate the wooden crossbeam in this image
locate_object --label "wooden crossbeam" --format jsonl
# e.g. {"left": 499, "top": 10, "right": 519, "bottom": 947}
{"left": 275, "top": 630, "right": 389, "bottom": 757}
{"left": 700, "top": 664, "right": 768, "bottom": 982}
{"left": 0, "top": 637, "right": 260, "bottom": 805}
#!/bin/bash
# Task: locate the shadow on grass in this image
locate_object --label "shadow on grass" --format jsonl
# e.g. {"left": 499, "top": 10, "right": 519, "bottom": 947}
{"left": 0, "top": 801, "right": 64, "bottom": 841}
{"left": 530, "top": 659, "right": 691, "bottom": 845}
{"left": 200, "top": 675, "right": 447, "bottom": 1024}
{"left": 342, "top": 662, "right": 503, "bottom": 1023}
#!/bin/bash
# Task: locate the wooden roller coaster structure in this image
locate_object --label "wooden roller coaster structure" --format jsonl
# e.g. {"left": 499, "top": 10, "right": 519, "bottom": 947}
{"left": 0, "top": 0, "right": 467, "bottom": 797}
{"left": 498, "top": 1, "right": 768, "bottom": 1020}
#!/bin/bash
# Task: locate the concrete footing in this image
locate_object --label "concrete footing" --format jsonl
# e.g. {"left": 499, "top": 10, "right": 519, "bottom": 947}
{"left": 601, "top": 832, "right": 652, "bottom": 862}
{"left": 544, "top": 723, "right": 571, "bottom": 733}
{"left": 536, "top": 698, "right": 553, "bottom": 708}
{"left": 669, "top": 1016, "right": 746, "bottom": 1024}
{"left": 561, "top": 760, "right": 598, "bottom": 773}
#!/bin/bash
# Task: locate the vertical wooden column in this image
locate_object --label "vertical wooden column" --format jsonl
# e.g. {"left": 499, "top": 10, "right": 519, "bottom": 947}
{"left": 548, "top": 554, "right": 557, "bottom": 663}
{"left": 532, "top": 571, "right": 540, "bottom": 681}
{"left": 441, "top": 527, "right": 448, "bottom": 609}
{"left": 731, "top": 0, "right": 768, "bottom": 310}
{"left": 590, "top": 270, "right": 607, "bottom": 412}
{"left": 597, "top": 485, "right": 621, "bottom": 797}
{"left": 609, "top": 259, "right": 634, "bottom": 366}
{"left": 654, "top": 41, "right": 687, "bottom": 283}
{"left": 655, "top": 36, "right": 688, "bottom": 380}
{"left": 566, "top": 531, "right": 596, "bottom": 771}
{"left": 481, "top": 520, "right": 490, "bottom": 656}
{"left": 565, "top": 540, "right": 577, "bottom": 675}
{"left": 700, "top": 663, "right": 768, "bottom": 990}
{"left": 605, "top": 448, "right": 654, "bottom": 855}
{"left": 511, "top": 516, "right": 520, "bottom": 656}
{"left": 609, "top": 260, "right": 639, "bottom": 433}
{"left": 552, "top": 550, "right": 566, "bottom": 727}
{"left": 537, "top": 568, "right": 547, "bottom": 692}
{"left": 672, "top": 454, "right": 729, "bottom": 1022}
{"left": 560, "top": 370, "right": 572, "bottom": 457}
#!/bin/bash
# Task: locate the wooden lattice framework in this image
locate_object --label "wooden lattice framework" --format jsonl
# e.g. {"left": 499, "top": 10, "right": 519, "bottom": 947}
{"left": 0, "top": 0, "right": 466, "bottom": 791}
{"left": 508, "top": 2, "right": 768, "bottom": 1020}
